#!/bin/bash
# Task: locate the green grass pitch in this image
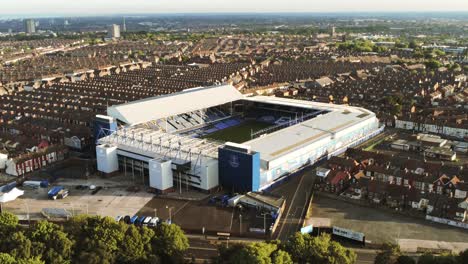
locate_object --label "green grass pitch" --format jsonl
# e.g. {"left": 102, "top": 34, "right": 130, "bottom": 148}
{"left": 202, "top": 120, "right": 272, "bottom": 143}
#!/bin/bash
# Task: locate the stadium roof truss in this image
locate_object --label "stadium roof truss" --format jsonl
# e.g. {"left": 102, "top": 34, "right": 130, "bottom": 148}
{"left": 98, "top": 126, "right": 223, "bottom": 171}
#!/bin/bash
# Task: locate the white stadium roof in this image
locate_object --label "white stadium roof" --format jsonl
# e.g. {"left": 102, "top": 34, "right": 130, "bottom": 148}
{"left": 107, "top": 84, "right": 244, "bottom": 125}
{"left": 242, "top": 96, "right": 377, "bottom": 165}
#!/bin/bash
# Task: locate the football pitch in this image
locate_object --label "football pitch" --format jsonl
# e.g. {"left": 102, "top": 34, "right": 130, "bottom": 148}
{"left": 202, "top": 120, "right": 272, "bottom": 143}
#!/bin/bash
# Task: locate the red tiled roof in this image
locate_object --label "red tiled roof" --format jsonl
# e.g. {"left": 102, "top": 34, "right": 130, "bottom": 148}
{"left": 331, "top": 171, "right": 348, "bottom": 185}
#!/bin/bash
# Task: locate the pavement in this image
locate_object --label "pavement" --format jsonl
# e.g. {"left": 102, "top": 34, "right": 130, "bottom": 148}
{"left": 3, "top": 176, "right": 155, "bottom": 220}
{"left": 311, "top": 195, "right": 468, "bottom": 247}
{"left": 397, "top": 239, "right": 468, "bottom": 254}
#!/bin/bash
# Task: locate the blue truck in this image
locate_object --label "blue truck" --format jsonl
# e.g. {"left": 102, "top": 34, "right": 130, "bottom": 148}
{"left": 48, "top": 186, "right": 68, "bottom": 200}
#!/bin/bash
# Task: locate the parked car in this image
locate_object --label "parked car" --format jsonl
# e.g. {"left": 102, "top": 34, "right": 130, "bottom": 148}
{"left": 143, "top": 216, "right": 152, "bottom": 226}
{"left": 149, "top": 217, "right": 159, "bottom": 227}
{"left": 136, "top": 216, "right": 146, "bottom": 225}
{"left": 129, "top": 215, "right": 139, "bottom": 224}
{"left": 115, "top": 215, "right": 123, "bottom": 222}
{"left": 48, "top": 186, "right": 68, "bottom": 200}
{"left": 57, "top": 189, "right": 69, "bottom": 199}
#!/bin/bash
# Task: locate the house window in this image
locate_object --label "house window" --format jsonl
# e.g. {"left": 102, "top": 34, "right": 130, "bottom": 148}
{"left": 396, "top": 177, "right": 402, "bottom": 185}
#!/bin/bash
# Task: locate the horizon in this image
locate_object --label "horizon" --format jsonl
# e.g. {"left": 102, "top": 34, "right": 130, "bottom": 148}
{"left": 1, "top": 11, "right": 468, "bottom": 20}
{"left": 1, "top": 0, "right": 468, "bottom": 18}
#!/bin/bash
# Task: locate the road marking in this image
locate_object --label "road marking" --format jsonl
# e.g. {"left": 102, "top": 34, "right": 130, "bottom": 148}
{"left": 173, "top": 201, "right": 190, "bottom": 216}
{"left": 299, "top": 193, "right": 310, "bottom": 223}
{"left": 277, "top": 172, "right": 306, "bottom": 240}
{"left": 356, "top": 260, "right": 374, "bottom": 264}
{"left": 189, "top": 246, "right": 218, "bottom": 251}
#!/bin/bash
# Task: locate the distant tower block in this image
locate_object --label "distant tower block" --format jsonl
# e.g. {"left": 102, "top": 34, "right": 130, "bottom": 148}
{"left": 122, "top": 17, "right": 127, "bottom": 32}
{"left": 331, "top": 26, "right": 336, "bottom": 37}
{"left": 24, "top": 19, "right": 36, "bottom": 34}
{"left": 108, "top": 24, "right": 121, "bottom": 39}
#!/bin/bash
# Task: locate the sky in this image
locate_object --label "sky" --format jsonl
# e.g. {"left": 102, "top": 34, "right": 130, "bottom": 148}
{"left": 1, "top": 0, "right": 468, "bottom": 16}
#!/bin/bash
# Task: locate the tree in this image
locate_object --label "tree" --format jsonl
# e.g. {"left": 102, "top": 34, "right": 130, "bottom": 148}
{"left": 28, "top": 221, "right": 73, "bottom": 264}
{"left": 457, "top": 249, "right": 468, "bottom": 264}
{"left": 7, "top": 231, "right": 32, "bottom": 260}
{"left": 244, "top": 242, "right": 278, "bottom": 264}
{"left": 216, "top": 243, "right": 251, "bottom": 264}
{"left": 152, "top": 223, "right": 189, "bottom": 263}
{"left": 285, "top": 233, "right": 356, "bottom": 264}
{"left": 0, "top": 212, "right": 24, "bottom": 258}
{"left": 396, "top": 255, "right": 415, "bottom": 264}
{"left": 0, "top": 212, "right": 19, "bottom": 233}
{"left": 75, "top": 240, "right": 115, "bottom": 264}
{"left": 425, "top": 59, "right": 442, "bottom": 70}
{"left": 417, "top": 254, "right": 437, "bottom": 264}
{"left": 418, "top": 253, "right": 457, "bottom": 264}
{"left": 409, "top": 40, "right": 419, "bottom": 49}
{"left": 283, "top": 232, "right": 310, "bottom": 263}
{"left": 271, "top": 250, "right": 293, "bottom": 264}
{"left": 374, "top": 243, "right": 401, "bottom": 264}
{"left": 216, "top": 241, "right": 290, "bottom": 264}
{"left": 65, "top": 215, "right": 125, "bottom": 263}
{"left": 16, "top": 257, "right": 45, "bottom": 264}
{"left": 450, "top": 63, "right": 461, "bottom": 72}
{"left": 433, "top": 49, "right": 445, "bottom": 57}
{"left": 117, "top": 225, "right": 156, "bottom": 264}
{"left": 0, "top": 253, "right": 16, "bottom": 264}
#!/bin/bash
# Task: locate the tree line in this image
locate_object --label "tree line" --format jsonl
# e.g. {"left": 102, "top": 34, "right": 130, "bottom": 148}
{"left": 215, "top": 232, "right": 356, "bottom": 264}
{"left": 0, "top": 212, "right": 188, "bottom": 264}
{"left": 1, "top": 212, "right": 467, "bottom": 264}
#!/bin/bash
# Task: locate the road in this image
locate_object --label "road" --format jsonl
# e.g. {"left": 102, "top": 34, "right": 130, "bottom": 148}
{"left": 268, "top": 166, "right": 317, "bottom": 241}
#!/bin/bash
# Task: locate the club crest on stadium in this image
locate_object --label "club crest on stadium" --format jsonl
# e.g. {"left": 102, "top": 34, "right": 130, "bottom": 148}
{"left": 229, "top": 155, "right": 240, "bottom": 168}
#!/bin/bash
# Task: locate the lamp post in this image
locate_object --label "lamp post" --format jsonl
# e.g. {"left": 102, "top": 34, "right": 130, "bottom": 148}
{"left": 261, "top": 212, "right": 271, "bottom": 236}
{"left": 24, "top": 200, "right": 30, "bottom": 227}
{"left": 239, "top": 214, "right": 242, "bottom": 236}
{"left": 166, "top": 205, "right": 172, "bottom": 223}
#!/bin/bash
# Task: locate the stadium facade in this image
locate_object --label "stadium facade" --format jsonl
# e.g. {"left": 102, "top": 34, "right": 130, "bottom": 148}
{"left": 96, "top": 84, "right": 381, "bottom": 193}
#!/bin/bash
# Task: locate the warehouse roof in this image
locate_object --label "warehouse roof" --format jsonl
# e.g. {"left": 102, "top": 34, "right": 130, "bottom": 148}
{"left": 107, "top": 84, "right": 244, "bottom": 125}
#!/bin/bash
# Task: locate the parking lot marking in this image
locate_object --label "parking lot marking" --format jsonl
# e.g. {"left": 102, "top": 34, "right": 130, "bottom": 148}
{"left": 173, "top": 201, "right": 190, "bottom": 216}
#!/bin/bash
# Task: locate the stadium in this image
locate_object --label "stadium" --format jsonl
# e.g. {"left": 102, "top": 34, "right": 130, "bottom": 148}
{"left": 95, "top": 84, "right": 381, "bottom": 193}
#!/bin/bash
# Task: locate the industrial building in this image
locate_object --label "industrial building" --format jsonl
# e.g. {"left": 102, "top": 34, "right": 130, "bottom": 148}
{"left": 96, "top": 84, "right": 381, "bottom": 193}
